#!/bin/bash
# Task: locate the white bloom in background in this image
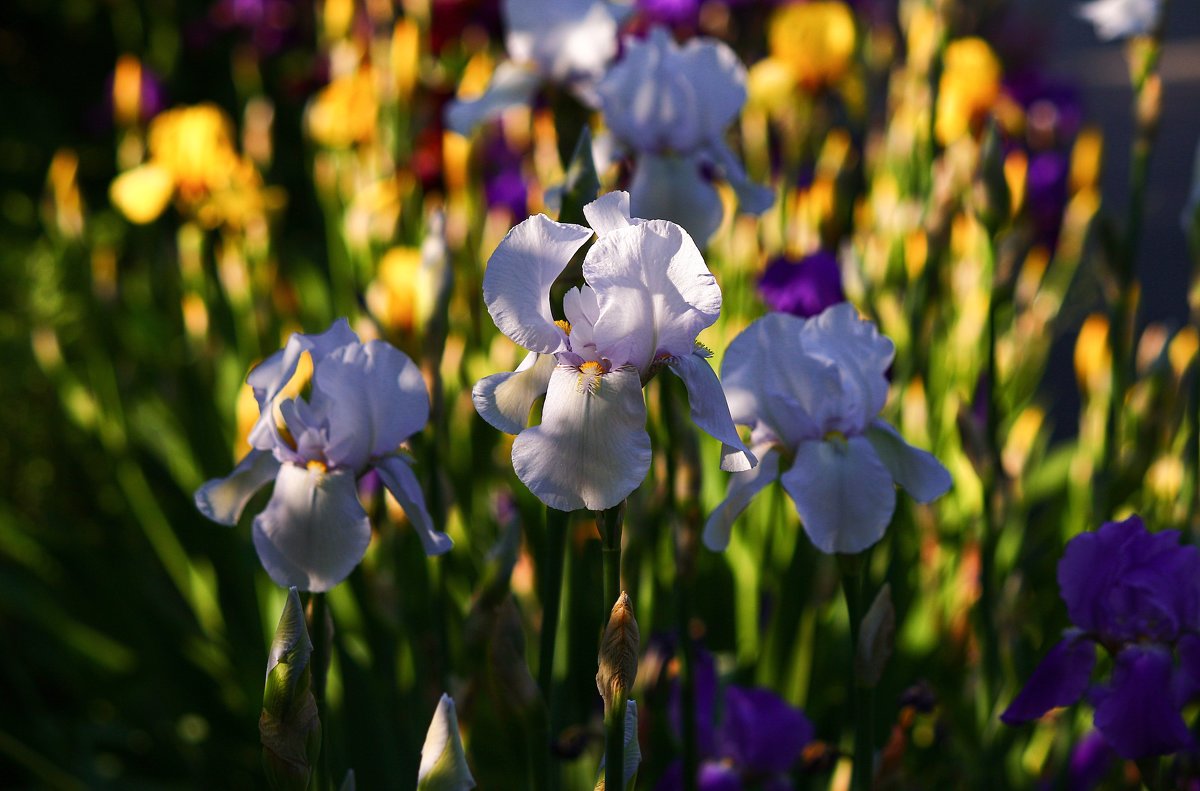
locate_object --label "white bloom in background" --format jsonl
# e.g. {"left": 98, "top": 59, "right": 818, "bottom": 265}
{"left": 1077, "top": 0, "right": 1162, "bottom": 40}
{"left": 704, "top": 306, "right": 952, "bottom": 555}
{"left": 445, "top": 0, "right": 626, "bottom": 134}
{"left": 473, "top": 191, "right": 756, "bottom": 512}
{"left": 195, "top": 320, "right": 451, "bottom": 592}
{"left": 417, "top": 694, "right": 475, "bottom": 791}
{"left": 596, "top": 27, "right": 773, "bottom": 245}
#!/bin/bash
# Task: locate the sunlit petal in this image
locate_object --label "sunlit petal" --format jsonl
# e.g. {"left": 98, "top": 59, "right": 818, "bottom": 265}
{"left": 472, "top": 352, "right": 556, "bottom": 434}
{"left": 627, "top": 154, "right": 724, "bottom": 247}
{"left": 376, "top": 454, "right": 453, "bottom": 556}
{"left": 669, "top": 350, "right": 756, "bottom": 471}
{"left": 864, "top": 420, "right": 952, "bottom": 503}
{"left": 703, "top": 444, "right": 780, "bottom": 551}
{"left": 444, "top": 62, "right": 542, "bottom": 136}
{"left": 194, "top": 449, "right": 281, "bottom": 525}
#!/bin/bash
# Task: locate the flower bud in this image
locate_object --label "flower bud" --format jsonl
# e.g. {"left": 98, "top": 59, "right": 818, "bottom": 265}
{"left": 260, "top": 588, "right": 321, "bottom": 791}
{"left": 417, "top": 694, "right": 476, "bottom": 791}
{"left": 596, "top": 592, "right": 639, "bottom": 712}
{"left": 855, "top": 583, "right": 895, "bottom": 687}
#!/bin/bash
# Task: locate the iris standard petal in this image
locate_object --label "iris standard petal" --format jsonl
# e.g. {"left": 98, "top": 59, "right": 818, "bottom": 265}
{"left": 627, "top": 155, "right": 724, "bottom": 248}
{"left": 472, "top": 352, "right": 556, "bottom": 434}
{"left": 864, "top": 419, "right": 952, "bottom": 503}
{"left": 583, "top": 190, "right": 640, "bottom": 236}
{"left": 1092, "top": 644, "right": 1191, "bottom": 759}
{"left": 674, "top": 36, "right": 747, "bottom": 143}
{"left": 780, "top": 437, "right": 896, "bottom": 554}
{"left": 375, "top": 454, "right": 453, "bottom": 556}
{"left": 511, "top": 365, "right": 651, "bottom": 511}
{"left": 505, "top": 0, "right": 619, "bottom": 85}
{"left": 703, "top": 444, "right": 779, "bottom": 551}
{"left": 246, "top": 319, "right": 359, "bottom": 451}
{"left": 483, "top": 214, "right": 593, "bottom": 354}
{"left": 194, "top": 449, "right": 281, "bottom": 525}
{"left": 801, "top": 303, "right": 895, "bottom": 430}
{"left": 585, "top": 217, "right": 721, "bottom": 371}
{"left": 251, "top": 463, "right": 372, "bottom": 592}
{"left": 668, "top": 350, "right": 756, "bottom": 471}
{"left": 444, "top": 61, "right": 542, "bottom": 136}
{"left": 311, "top": 339, "right": 430, "bottom": 470}
{"left": 1000, "top": 634, "right": 1096, "bottom": 724}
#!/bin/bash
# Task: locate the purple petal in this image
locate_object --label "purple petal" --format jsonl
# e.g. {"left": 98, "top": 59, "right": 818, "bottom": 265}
{"left": 717, "top": 686, "right": 813, "bottom": 774}
{"left": 1068, "top": 730, "right": 1115, "bottom": 791}
{"left": 1176, "top": 633, "right": 1200, "bottom": 706}
{"left": 656, "top": 760, "right": 742, "bottom": 791}
{"left": 668, "top": 646, "right": 719, "bottom": 758}
{"left": 1093, "top": 644, "right": 1191, "bottom": 759}
{"left": 758, "top": 251, "right": 845, "bottom": 318}
{"left": 1000, "top": 635, "right": 1095, "bottom": 725}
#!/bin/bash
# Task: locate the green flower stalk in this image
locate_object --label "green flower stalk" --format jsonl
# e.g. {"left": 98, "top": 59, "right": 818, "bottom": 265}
{"left": 260, "top": 587, "right": 322, "bottom": 791}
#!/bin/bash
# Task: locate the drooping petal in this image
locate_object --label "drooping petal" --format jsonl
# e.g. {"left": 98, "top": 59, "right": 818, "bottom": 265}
{"left": 863, "top": 420, "right": 952, "bottom": 503}
{"left": 444, "top": 61, "right": 542, "bottom": 136}
{"left": 511, "top": 365, "right": 651, "bottom": 511}
{"left": 1092, "top": 644, "right": 1191, "bottom": 759}
{"left": 472, "top": 352, "right": 556, "bottom": 434}
{"left": 505, "top": 0, "right": 619, "bottom": 86}
{"left": 310, "top": 340, "right": 430, "bottom": 470}
{"left": 668, "top": 350, "right": 756, "bottom": 471}
{"left": 251, "top": 463, "right": 371, "bottom": 592}
{"left": 375, "top": 454, "right": 453, "bottom": 556}
{"left": 483, "top": 214, "right": 593, "bottom": 354}
{"left": 718, "top": 686, "right": 813, "bottom": 775}
{"left": 780, "top": 437, "right": 896, "bottom": 554}
{"left": 703, "top": 445, "right": 780, "bottom": 551}
{"left": 706, "top": 140, "right": 774, "bottom": 216}
{"left": 585, "top": 218, "right": 721, "bottom": 372}
{"left": 195, "top": 449, "right": 281, "bottom": 525}
{"left": 583, "top": 190, "right": 640, "bottom": 236}
{"left": 627, "top": 155, "right": 724, "bottom": 248}
{"left": 247, "top": 319, "right": 359, "bottom": 451}
{"left": 1000, "top": 634, "right": 1096, "bottom": 724}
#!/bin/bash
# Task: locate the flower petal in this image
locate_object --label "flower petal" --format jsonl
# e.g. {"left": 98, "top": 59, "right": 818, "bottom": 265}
{"left": 310, "top": 339, "right": 429, "bottom": 470}
{"left": 505, "top": 0, "right": 619, "bottom": 86}
{"left": 863, "top": 419, "right": 952, "bottom": 503}
{"left": 780, "top": 437, "right": 896, "bottom": 554}
{"left": 585, "top": 217, "right": 721, "bottom": 372}
{"left": 583, "top": 190, "right": 640, "bottom": 236}
{"left": 511, "top": 365, "right": 651, "bottom": 511}
{"left": 1093, "top": 644, "right": 1191, "bottom": 759}
{"left": 375, "top": 454, "right": 453, "bottom": 556}
{"left": 483, "top": 214, "right": 593, "bottom": 354}
{"left": 675, "top": 37, "right": 747, "bottom": 142}
{"left": 195, "top": 449, "right": 281, "bottom": 525}
{"left": 707, "top": 141, "right": 774, "bottom": 215}
{"left": 627, "top": 154, "right": 724, "bottom": 248}
{"left": 251, "top": 463, "right": 371, "bottom": 592}
{"left": 444, "top": 61, "right": 541, "bottom": 136}
{"left": 668, "top": 350, "right": 756, "bottom": 471}
{"left": 1000, "top": 634, "right": 1096, "bottom": 724}
{"left": 800, "top": 303, "right": 895, "bottom": 431}
{"left": 703, "top": 444, "right": 780, "bottom": 551}
{"left": 718, "top": 686, "right": 813, "bottom": 774}
{"left": 247, "top": 319, "right": 359, "bottom": 451}
{"left": 472, "top": 352, "right": 556, "bottom": 434}
{"left": 417, "top": 694, "right": 476, "bottom": 790}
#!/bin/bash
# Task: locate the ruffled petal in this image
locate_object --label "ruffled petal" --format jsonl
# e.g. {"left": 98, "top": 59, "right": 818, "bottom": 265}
{"left": 863, "top": 419, "right": 952, "bottom": 503}
{"left": 585, "top": 217, "right": 721, "bottom": 372}
{"left": 703, "top": 444, "right": 780, "bottom": 551}
{"left": 668, "top": 350, "right": 756, "bottom": 471}
{"left": 251, "top": 463, "right": 371, "bottom": 592}
{"left": 627, "top": 154, "right": 724, "bottom": 248}
{"left": 1000, "top": 634, "right": 1096, "bottom": 724}
{"left": 194, "top": 449, "right": 281, "bottom": 525}
{"left": 780, "top": 437, "right": 896, "bottom": 554}
{"left": 375, "top": 454, "right": 453, "bottom": 556}
{"left": 472, "top": 352, "right": 556, "bottom": 434}
{"left": 800, "top": 303, "right": 895, "bottom": 430}
{"left": 1093, "top": 644, "right": 1191, "bottom": 759}
{"left": 583, "top": 190, "right": 641, "bottom": 236}
{"left": 511, "top": 365, "right": 651, "bottom": 511}
{"left": 444, "top": 61, "right": 542, "bottom": 136}
{"left": 246, "top": 319, "right": 359, "bottom": 451}
{"left": 309, "top": 339, "right": 429, "bottom": 470}
{"left": 675, "top": 37, "right": 747, "bottom": 142}
{"left": 718, "top": 686, "right": 813, "bottom": 774}
{"left": 483, "top": 214, "right": 593, "bottom": 354}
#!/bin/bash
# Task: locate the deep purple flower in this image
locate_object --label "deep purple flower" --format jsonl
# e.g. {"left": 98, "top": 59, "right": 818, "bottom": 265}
{"left": 757, "top": 250, "right": 846, "bottom": 318}
{"left": 1067, "top": 730, "right": 1116, "bottom": 790}
{"left": 637, "top": 0, "right": 701, "bottom": 26}
{"left": 660, "top": 649, "right": 813, "bottom": 790}
{"left": 1002, "top": 515, "right": 1200, "bottom": 759}
{"left": 1025, "top": 151, "right": 1069, "bottom": 248}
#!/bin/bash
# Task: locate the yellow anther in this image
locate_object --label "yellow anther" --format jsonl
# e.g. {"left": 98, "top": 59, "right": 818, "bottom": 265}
{"left": 555, "top": 319, "right": 572, "bottom": 335}
{"left": 306, "top": 459, "right": 328, "bottom": 474}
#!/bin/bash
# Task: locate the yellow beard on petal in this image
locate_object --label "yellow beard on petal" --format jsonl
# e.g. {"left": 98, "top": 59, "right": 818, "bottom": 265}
{"left": 577, "top": 360, "right": 605, "bottom": 394}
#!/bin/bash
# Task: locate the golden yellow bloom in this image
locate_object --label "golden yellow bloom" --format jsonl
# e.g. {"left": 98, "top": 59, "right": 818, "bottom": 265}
{"left": 746, "top": 56, "right": 797, "bottom": 111}
{"left": 307, "top": 68, "right": 378, "bottom": 148}
{"left": 935, "top": 38, "right": 1001, "bottom": 145}
{"left": 110, "top": 163, "right": 175, "bottom": 224}
{"left": 112, "top": 54, "right": 144, "bottom": 127}
{"left": 366, "top": 246, "right": 434, "bottom": 334}
{"left": 768, "top": 1, "right": 857, "bottom": 91}
{"left": 148, "top": 104, "right": 241, "bottom": 196}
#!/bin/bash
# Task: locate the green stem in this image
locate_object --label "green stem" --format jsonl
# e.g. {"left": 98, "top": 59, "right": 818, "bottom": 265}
{"left": 536, "top": 508, "right": 569, "bottom": 791}
{"left": 604, "top": 696, "right": 628, "bottom": 791}
{"left": 307, "top": 592, "right": 331, "bottom": 791}
{"left": 840, "top": 558, "right": 873, "bottom": 791}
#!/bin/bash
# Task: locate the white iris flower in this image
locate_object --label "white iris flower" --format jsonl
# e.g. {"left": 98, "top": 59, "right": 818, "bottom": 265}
{"left": 473, "top": 191, "right": 756, "bottom": 512}
{"left": 704, "top": 307, "right": 952, "bottom": 555}
{"left": 1077, "top": 0, "right": 1162, "bottom": 40}
{"left": 595, "top": 27, "right": 773, "bottom": 245}
{"left": 195, "top": 320, "right": 450, "bottom": 592}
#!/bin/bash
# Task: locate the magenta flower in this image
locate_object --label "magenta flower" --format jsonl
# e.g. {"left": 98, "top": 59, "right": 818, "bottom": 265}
{"left": 1002, "top": 515, "right": 1200, "bottom": 759}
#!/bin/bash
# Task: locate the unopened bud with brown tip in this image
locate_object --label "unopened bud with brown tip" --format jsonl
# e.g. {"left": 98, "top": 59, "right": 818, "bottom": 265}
{"left": 596, "top": 592, "right": 639, "bottom": 712}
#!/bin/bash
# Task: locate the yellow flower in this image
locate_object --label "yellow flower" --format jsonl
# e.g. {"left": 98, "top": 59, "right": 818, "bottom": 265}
{"left": 307, "top": 68, "right": 378, "bottom": 148}
{"left": 148, "top": 104, "right": 241, "bottom": 196}
{"left": 768, "top": 1, "right": 857, "bottom": 91}
{"left": 935, "top": 38, "right": 1002, "bottom": 145}
{"left": 366, "top": 247, "right": 434, "bottom": 334}
{"left": 110, "top": 163, "right": 175, "bottom": 224}
{"left": 747, "top": 56, "right": 797, "bottom": 111}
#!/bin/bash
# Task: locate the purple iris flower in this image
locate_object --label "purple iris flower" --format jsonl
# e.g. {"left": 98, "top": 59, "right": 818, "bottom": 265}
{"left": 1001, "top": 515, "right": 1200, "bottom": 759}
{"left": 757, "top": 250, "right": 846, "bottom": 318}
{"left": 1026, "top": 151, "right": 1069, "bottom": 249}
{"left": 481, "top": 132, "right": 529, "bottom": 219}
{"left": 658, "top": 649, "right": 814, "bottom": 791}
{"left": 636, "top": 0, "right": 701, "bottom": 26}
